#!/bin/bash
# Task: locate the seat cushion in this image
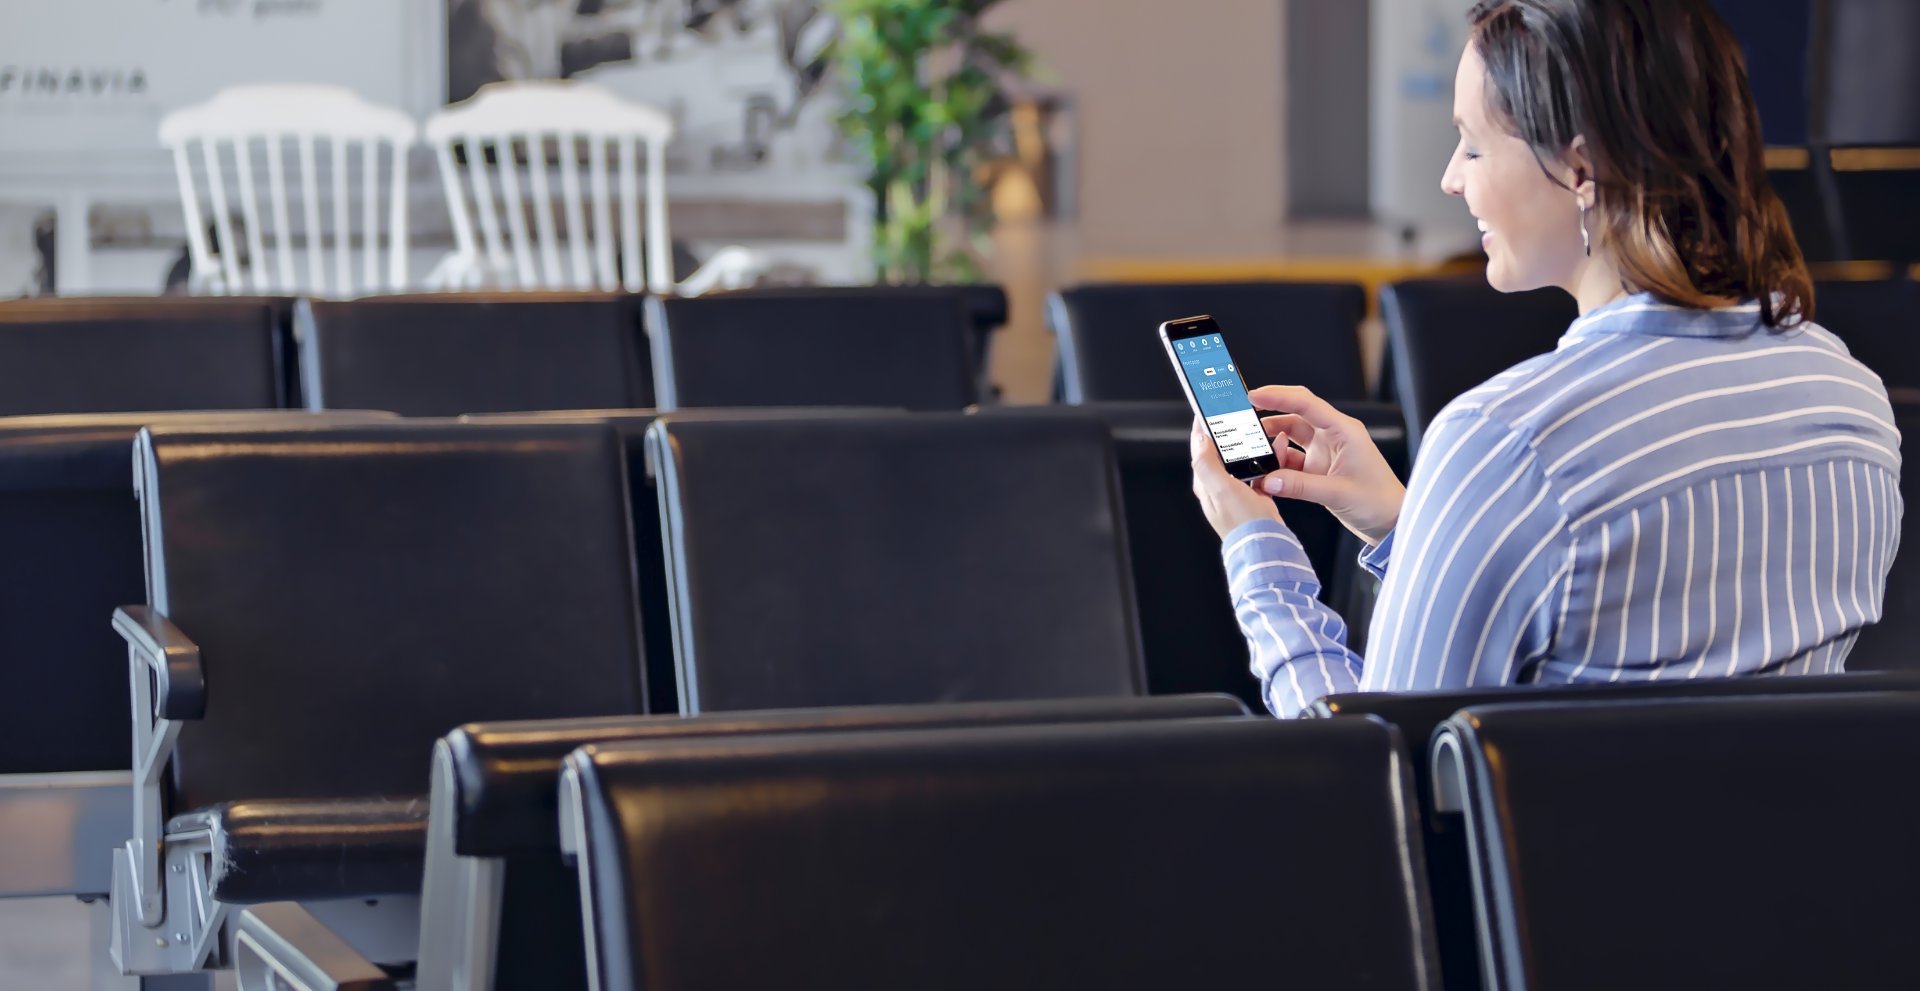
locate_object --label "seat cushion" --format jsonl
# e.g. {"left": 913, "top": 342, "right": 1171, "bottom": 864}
{"left": 171, "top": 797, "right": 429, "bottom": 904}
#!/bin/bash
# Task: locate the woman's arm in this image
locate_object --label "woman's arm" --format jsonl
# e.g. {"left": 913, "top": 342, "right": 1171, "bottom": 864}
{"left": 1213, "top": 407, "right": 1570, "bottom": 715}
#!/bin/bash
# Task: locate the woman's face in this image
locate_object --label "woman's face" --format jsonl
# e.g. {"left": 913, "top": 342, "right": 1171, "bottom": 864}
{"left": 1441, "top": 44, "right": 1587, "bottom": 293}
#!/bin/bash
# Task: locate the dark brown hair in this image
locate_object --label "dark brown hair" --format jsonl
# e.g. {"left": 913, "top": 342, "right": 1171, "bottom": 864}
{"left": 1468, "top": 0, "right": 1813, "bottom": 328}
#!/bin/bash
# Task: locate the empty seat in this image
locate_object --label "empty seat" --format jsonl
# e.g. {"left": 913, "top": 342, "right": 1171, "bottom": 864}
{"left": 295, "top": 293, "right": 652, "bottom": 415}
{"left": 1810, "top": 278, "right": 1919, "bottom": 390}
{"left": 647, "top": 411, "right": 1145, "bottom": 711}
{"left": 0, "top": 410, "right": 392, "bottom": 901}
{"left": 106, "top": 420, "right": 647, "bottom": 977}
{"left": 1311, "top": 671, "right": 1920, "bottom": 991}
{"left": 1432, "top": 693, "right": 1920, "bottom": 990}
{"left": 646, "top": 287, "right": 977, "bottom": 410}
{"left": 1048, "top": 281, "right": 1367, "bottom": 405}
{"left": 1848, "top": 392, "right": 1917, "bottom": 669}
{"left": 0, "top": 297, "right": 289, "bottom": 415}
{"left": 376, "top": 695, "right": 1244, "bottom": 991}
{"left": 560, "top": 715, "right": 1440, "bottom": 991}
{"left": 1380, "top": 277, "right": 1576, "bottom": 455}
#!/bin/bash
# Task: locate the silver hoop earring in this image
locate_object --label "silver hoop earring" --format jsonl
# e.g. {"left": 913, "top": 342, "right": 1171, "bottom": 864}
{"left": 1580, "top": 204, "right": 1592, "bottom": 257}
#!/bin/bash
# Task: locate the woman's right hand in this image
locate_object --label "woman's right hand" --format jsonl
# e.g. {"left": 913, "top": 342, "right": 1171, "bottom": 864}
{"left": 1248, "top": 385, "right": 1406, "bottom": 546}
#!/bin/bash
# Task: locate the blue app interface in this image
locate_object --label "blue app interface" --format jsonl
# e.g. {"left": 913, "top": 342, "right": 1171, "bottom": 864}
{"left": 1174, "top": 331, "right": 1271, "bottom": 464}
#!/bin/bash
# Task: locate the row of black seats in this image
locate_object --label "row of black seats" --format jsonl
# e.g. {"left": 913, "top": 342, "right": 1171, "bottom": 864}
{"left": 5, "top": 406, "right": 1914, "bottom": 988}
{"left": 0, "top": 400, "right": 1365, "bottom": 793}
{"left": 6, "top": 275, "right": 1911, "bottom": 450}
{"left": 0, "top": 405, "right": 1340, "bottom": 980}
{"left": 230, "top": 667, "right": 1920, "bottom": 991}
{"left": 0, "top": 286, "right": 1008, "bottom": 418}
{"left": 1051, "top": 275, "right": 1920, "bottom": 454}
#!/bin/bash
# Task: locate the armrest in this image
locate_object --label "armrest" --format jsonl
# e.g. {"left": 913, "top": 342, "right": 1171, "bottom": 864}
{"left": 112, "top": 605, "right": 206, "bottom": 721}
{"left": 233, "top": 903, "right": 395, "bottom": 991}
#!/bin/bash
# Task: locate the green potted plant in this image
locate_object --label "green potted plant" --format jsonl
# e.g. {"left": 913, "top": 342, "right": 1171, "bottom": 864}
{"left": 829, "top": 0, "right": 1036, "bottom": 284}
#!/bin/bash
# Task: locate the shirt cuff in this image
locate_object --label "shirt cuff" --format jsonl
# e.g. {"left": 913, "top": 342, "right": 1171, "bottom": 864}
{"left": 1220, "top": 519, "right": 1322, "bottom": 598}
{"left": 1358, "top": 528, "right": 1396, "bottom": 580}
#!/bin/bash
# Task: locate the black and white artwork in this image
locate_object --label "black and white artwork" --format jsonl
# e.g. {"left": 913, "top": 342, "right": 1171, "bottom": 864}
{"left": 446, "top": 0, "right": 837, "bottom": 173}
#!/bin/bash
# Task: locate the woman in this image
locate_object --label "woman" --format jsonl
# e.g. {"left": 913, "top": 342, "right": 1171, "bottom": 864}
{"left": 1192, "top": 0, "right": 1902, "bottom": 717}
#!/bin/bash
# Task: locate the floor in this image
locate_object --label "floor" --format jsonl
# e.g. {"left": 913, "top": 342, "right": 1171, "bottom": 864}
{"left": 0, "top": 897, "right": 234, "bottom": 989}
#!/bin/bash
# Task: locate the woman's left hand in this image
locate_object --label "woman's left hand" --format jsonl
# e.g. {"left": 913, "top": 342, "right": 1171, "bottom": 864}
{"left": 1190, "top": 418, "right": 1285, "bottom": 539}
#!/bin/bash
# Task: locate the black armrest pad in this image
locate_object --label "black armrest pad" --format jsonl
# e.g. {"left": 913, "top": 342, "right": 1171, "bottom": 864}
{"left": 235, "top": 903, "right": 396, "bottom": 991}
{"left": 112, "top": 606, "right": 206, "bottom": 720}
{"left": 172, "top": 797, "right": 428, "bottom": 904}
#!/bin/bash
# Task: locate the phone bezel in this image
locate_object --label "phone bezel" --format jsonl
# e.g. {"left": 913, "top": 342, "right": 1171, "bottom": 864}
{"left": 1159, "top": 315, "right": 1280, "bottom": 481}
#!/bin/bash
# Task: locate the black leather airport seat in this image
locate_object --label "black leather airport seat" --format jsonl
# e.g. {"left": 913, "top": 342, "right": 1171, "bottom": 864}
{"left": 646, "top": 287, "right": 977, "bottom": 410}
{"left": 1048, "top": 281, "right": 1367, "bottom": 405}
{"left": 561, "top": 715, "right": 1440, "bottom": 991}
{"left": 646, "top": 411, "right": 1145, "bottom": 711}
{"left": 1432, "top": 693, "right": 1920, "bottom": 990}
{"left": 295, "top": 293, "right": 651, "bottom": 415}
{"left": 0, "top": 297, "right": 289, "bottom": 415}
{"left": 1380, "top": 278, "right": 1575, "bottom": 456}
{"left": 422, "top": 694, "right": 1247, "bottom": 991}
{"left": 1311, "top": 671, "right": 1920, "bottom": 991}
{"left": 108, "top": 420, "right": 646, "bottom": 973}
{"left": 0, "top": 411, "right": 394, "bottom": 777}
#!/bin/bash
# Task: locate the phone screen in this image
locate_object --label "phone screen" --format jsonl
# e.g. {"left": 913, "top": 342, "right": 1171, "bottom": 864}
{"left": 1167, "top": 319, "right": 1275, "bottom": 467}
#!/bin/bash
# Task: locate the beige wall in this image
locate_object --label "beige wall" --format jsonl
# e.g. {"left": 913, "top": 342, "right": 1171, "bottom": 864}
{"left": 985, "top": 0, "right": 1288, "bottom": 254}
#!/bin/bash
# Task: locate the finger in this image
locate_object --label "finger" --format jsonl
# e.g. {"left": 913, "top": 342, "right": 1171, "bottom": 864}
{"left": 1275, "top": 445, "right": 1306, "bottom": 472}
{"left": 1189, "top": 419, "right": 1227, "bottom": 472}
{"left": 1255, "top": 467, "right": 1347, "bottom": 506}
{"left": 1247, "top": 385, "right": 1349, "bottom": 432}
{"left": 1261, "top": 413, "right": 1315, "bottom": 447}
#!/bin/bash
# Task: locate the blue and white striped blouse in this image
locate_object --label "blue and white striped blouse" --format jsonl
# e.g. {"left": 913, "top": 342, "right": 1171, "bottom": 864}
{"left": 1226, "top": 292, "right": 1904, "bottom": 718}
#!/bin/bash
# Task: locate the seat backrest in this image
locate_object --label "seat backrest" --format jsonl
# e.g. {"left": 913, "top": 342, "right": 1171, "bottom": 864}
{"left": 1436, "top": 693, "right": 1920, "bottom": 990}
{"left": 0, "top": 411, "right": 395, "bottom": 775}
{"left": 438, "top": 694, "right": 1247, "bottom": 991}
{"left": 1811, "top": 278, "right": 1919, "bottom": 390}
{"left": 972, "top": 402, "right": 1344, "bottom": 710}
{"left": 295, "top": 294, "right": 651, "bottom": 415}
{"left": 138, "top": 421, "right": 646, "bottom": 811}
{"left": 1319, "top": 672, "right": 1920, "bottom": 991}
{"left": 1848, "top": 394, "right": 1916, "bottom": 669}
{"left": 648, "top": 411, "right": 1144, "bottom": 711}
{"left": 564, "top": 716, "right": 1439, "bottom": 991}
{"left": 459, "top": 406, "right": 905, "bottom": 715}
{"left": 0, "top": 298, "right": 287, "bottom": 415}
{"left": 1048, "top": 281, "right": 1367, "bottom": 405}
{"left": 1380, "top": 277, "right": 1575, "bottom": 455}
{"left": 647, "top": 287, "right": 978, "bottom": 410}
{"left": 159, "top": 84, "right": 416, "bottom": 297}
{"left": 425, "top": 81, "right": 676, "bottom": 294}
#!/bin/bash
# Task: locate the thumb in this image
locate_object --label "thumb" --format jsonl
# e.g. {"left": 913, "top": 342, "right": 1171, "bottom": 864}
{"left": 1257, "top": 468, "right": 1350, "bottom": 506}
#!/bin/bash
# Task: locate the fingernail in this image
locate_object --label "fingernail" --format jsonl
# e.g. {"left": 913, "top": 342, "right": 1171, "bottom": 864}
{"left": 1262, "top": 477, "right": 1284, "bottom": 496}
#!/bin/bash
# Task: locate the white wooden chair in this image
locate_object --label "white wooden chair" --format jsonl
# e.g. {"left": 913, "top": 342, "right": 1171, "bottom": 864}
{"left": 423, "top": 80, "right": 763, "bottom": 295}
{"left": 159, "top": 84, "right": 418, "bottom": 297}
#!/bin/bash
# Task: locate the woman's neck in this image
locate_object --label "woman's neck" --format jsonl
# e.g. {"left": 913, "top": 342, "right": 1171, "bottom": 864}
{"left": 1567, "top": 253, "right": 1632, "bottom": 315}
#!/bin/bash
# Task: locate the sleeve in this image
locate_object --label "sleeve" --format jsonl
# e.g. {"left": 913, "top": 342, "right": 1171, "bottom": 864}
{"left": 1221, "top": 519, "right": 1364, "bottom": 718}
{"left": 1358, "top": 409, "right": 1570, "bottom": 693}
{"left": 1359, "top": 529, "right": 1395, "bottom": 581}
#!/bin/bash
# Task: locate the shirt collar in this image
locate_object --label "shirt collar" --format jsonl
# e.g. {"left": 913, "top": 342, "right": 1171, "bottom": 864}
{"left": 1559, "top": 292, "right": 1767, "bottom": 345}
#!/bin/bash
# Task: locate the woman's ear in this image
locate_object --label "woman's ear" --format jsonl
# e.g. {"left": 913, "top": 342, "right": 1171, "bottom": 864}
{"left": 1567, "top": 135, "right": 1597, "bottom": 208}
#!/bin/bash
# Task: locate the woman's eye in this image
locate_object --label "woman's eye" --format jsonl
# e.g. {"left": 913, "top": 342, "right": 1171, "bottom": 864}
{"left": 1464, "top": 150, "right": 1482, "bottom": 161}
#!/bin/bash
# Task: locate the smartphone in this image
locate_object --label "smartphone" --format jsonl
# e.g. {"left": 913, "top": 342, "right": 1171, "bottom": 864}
{"left": 1160, "top": 315, "right": 1280, "bottom": 480}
